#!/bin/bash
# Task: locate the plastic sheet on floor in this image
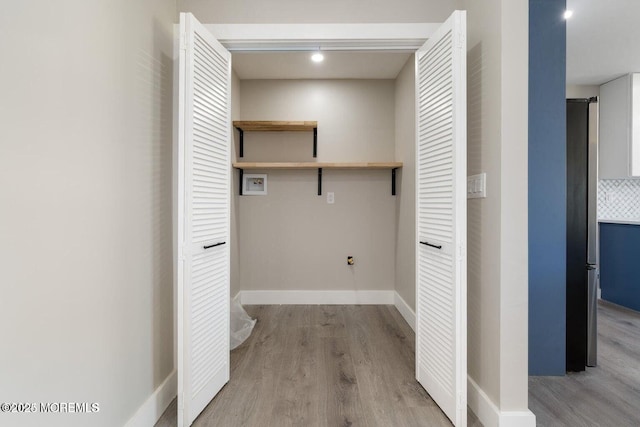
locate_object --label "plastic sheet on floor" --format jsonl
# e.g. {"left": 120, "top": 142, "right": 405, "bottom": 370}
{"left": 230, "top": 298, "right": 256, "bottom": 350}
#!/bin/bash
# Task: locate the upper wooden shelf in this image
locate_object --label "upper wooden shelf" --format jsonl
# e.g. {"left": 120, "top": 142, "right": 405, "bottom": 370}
{"left": 233, "top": 121, "right": 317, "bottom": 132}
{"left": 233, "top": 162, "right": 402, "bottom": 170}
{"left": 234, "top": 121, "right": 318, "bottom": 157}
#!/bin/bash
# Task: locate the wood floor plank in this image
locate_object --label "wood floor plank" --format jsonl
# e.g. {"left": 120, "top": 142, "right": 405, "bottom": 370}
{"left": 402, "top": 406, "right": 460, "bottom": 427}
{"left": 319, "top": 336, "right": 367, "bottom": 426}
{"left": 268, "top": 325, "right": 320, "bottom": 427}
{"left": 241, "top": 306, "right": 297, "bottom": 427}
{"left": 195, "top": 305, "right": 282, "bottom": 426}
{"left": 313, "top": 305, "right": 347, "bottom": 338}
{"left": 347, "top": 306, "right": 431, "bottom": 411}
{"left": 529, "top": 301, "right": 640, "bottom": 427}
{"left": 375, "top": 306, "right": 430, "bottom": 409}
{"left": 156, "top": 304, "right": 478, "bottom": 427}
{"left": 341, "top": 306, "right": 402, "bottom": 426}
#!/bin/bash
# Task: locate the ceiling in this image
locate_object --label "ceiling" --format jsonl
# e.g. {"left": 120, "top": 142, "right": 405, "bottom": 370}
{"left": 231, "top": 51, "right": 412, "bottom": 80}
{"left": 567, "top": 0, "right": 640, "bottom": 85}
{"left": 231, "top": 2, "right": 640, "bottom": 85}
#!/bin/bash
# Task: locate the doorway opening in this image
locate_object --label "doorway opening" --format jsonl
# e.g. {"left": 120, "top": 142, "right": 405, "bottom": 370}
{"left": 174, "top": 12, "right": 467, "bottom": 427}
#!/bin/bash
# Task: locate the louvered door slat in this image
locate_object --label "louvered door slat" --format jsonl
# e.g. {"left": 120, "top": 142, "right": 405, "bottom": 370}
{"left": 178, "top": 12, "right": 231, "bottom": 427}
{"left": 415, "top": 11, "right": 467, "bottom": 427}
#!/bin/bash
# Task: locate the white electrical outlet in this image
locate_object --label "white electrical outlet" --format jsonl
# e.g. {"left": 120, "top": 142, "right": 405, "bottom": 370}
{"left": 327, "top": 192, "right": 335, "bottom": 204}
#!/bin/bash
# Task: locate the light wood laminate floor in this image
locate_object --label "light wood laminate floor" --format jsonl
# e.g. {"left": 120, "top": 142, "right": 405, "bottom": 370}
{"left": 529, "top": 301, "right": 640, "bottom": 426}
{"left": 156, "top": 305, "right": 481, "bottom": 427}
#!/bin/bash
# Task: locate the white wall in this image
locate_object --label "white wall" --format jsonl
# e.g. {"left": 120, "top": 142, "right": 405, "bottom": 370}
{"left": 498, "top": 0, "right": 530, "bottom": 412}
{"left": 230, "top": 71, "right": 241, "bottom": 298}
{"left": 599, "top": 179, "right": 640, "bottom": 220}
{"left": 179, "top": 0, "right": 455, "bottom": 23}
{"left": 459, "top": 0, "right": 533, "bottom": 422}
{"left": 462, "top": 0, "right": 502, "bottom": 407}
{"left": 0, "top": 1, "right": 177, "bottom": 426}
{"left": 239, "top": 80, "right": 396, "bottom": 162}
{"left": 394, "top": 56, "right": 417, "bottom": 310}
{"left": 237, "top": 80, "right": 397, "bottom": 293}
{"left": 567, "top": 84, "right": 600, "bottom": 98}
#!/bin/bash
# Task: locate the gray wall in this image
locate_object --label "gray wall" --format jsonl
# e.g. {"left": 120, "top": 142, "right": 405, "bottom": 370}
{"left": 464, "top": 0, "right": 502, "bottom": 404}
{"left": 237, "top": 80, "right": 397, "bottom": 292}
{"left": 230, "top": 71, "right": 241, "bottom": 298}
{"left": 567, "top": 84, "right": 600, "bottom": 98}
{"left": 179, "top": 0, "right": 455, "bottom": 23}
{"left": 460, "top": 0, "right": 531, "bottom": 414}
{"left": 0, "top": 1, "right": 177, "bottom": 426}
{"left": 394, "top": 56, "right": 417, "bottom": 310}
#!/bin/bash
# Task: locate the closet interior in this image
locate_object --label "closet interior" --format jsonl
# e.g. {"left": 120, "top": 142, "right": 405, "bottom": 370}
{"left": 229, "top": 50, "right": 415, "bottom": 298}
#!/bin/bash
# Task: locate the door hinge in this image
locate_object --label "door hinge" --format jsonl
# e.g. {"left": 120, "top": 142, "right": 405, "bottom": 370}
{"left": 180, "top": 33, "right": 188, "bottom": 51}
{"left": 457, "top": 34, "right": 466, "bottom": 50}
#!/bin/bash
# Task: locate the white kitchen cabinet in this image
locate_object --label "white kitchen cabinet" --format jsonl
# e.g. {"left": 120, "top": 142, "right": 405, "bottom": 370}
{"left": 599, "top": 73, "right": 640, "bottom": 179}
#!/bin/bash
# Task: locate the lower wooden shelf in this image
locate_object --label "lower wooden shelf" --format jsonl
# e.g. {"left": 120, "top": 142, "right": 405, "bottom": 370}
{"left": 233, "top": 162, "right": 402, "bottom": 170}
{"left": 233, "top": 162, "right": 403, "bottom": 196}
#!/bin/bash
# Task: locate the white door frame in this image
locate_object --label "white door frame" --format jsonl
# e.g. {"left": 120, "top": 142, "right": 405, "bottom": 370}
{"left": 171, "top": 17, "right": 461, "bottom": 424}
{"left": 204, "top": 23, "right": 439, "bottom": 51}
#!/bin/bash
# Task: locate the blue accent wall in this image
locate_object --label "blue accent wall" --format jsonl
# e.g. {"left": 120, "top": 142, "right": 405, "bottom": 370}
{"left": 600, "top": 223, "right": 640, "bottom": 311}
{"left": 529, "top": 0, "right": 567, "bottom": 375}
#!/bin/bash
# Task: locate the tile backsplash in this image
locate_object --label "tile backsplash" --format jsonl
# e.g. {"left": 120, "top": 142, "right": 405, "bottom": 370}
{"left": 598, "top": 179, "right": 640, "bottom": 220}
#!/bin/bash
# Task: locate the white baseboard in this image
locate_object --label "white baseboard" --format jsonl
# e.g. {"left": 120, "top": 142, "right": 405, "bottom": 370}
{"left": 237, "top": 290, "right": 415, "bottom": 327}
{"left": 238, "top": 290, "right": 395, "bottom": 305}
{"left": 499, "top": 411, "right": 537, "bottom": 427}
{"left": 393, "top": 292, "right": 416, "bottom": 331}
{"left": 124, "top": 370, "right": 176, "bottom": 427}
{"left": 468, "top": 376, "right": 499, "bottom": 426}
{"left": 468, "top": 376, "right": 536, "bottom": 427}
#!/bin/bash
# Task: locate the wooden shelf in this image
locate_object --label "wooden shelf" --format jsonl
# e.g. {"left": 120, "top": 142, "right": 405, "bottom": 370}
{"left": 232, "top": 122, "right": 401, "bottom": 196}
{"left": 233, "top": 121, "right": 317, "bottom": 132}
{"left": 233, "top": 162, "right": 402, "bottom": 170}
{"left": 234, "top": 121, "right": 318, "bottom": 158}
{"left": 234, "top": 162, "right": 402, "bottom": 196}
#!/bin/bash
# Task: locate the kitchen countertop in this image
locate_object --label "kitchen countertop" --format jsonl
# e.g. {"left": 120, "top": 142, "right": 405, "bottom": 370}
{"left": 599, "top": 219, "right": 640, "bottom": 226}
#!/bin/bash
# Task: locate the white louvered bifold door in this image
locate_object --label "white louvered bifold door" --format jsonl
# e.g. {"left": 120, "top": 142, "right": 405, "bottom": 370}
{"left": 415, "top": 10, "right": 467, "bottom": 427}
{"left": 177, "top": 12, "right": 231, "bottom": 427}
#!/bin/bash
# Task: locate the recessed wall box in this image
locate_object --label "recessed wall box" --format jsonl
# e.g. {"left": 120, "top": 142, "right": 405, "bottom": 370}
{"left": 243, "top": 174, "right": 267, "bottom": 195}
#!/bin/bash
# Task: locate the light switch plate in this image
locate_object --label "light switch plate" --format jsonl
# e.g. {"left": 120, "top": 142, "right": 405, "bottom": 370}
{"left": 467, "top": 173, "right": 486, "bottom": 199}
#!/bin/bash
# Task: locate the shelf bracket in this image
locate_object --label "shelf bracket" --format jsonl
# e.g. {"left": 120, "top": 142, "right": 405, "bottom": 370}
{"left": 313, "top": 127, "right": 318, "bottom": 158}
{"left": 392, "top": 168, "right": 398, "bottom": 196}
{"left": 317, "top": 168, "right": 322, "bottom": 196}
{"left": 239, "top": 169, "right": 243, "bottom": 196}
{"left": 238, "top": 128, "right": 244, "bottom": 158}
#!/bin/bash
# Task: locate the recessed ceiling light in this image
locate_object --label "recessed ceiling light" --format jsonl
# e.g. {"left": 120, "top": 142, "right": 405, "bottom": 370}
{"left": 564, "top": 10, "right": 573, "bottom": 19}
{"left": 311, "top": 51, "right": 324, "bottom": 63}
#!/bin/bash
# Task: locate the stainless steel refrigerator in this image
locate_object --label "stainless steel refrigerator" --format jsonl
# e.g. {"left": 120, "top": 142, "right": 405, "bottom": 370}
{"left": 566, "top": 98, "right": 598, "bottom": 371}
